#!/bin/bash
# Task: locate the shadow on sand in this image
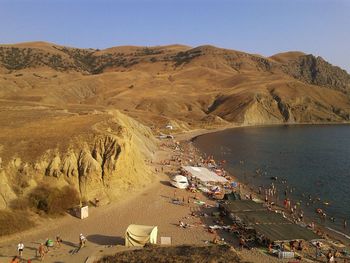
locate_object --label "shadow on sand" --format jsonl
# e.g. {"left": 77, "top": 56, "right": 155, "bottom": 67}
{"left": 159, "top": 180, "right": 172, "bottom": 187}
{"left": 87, "top": 234, "right": 124, "bottom": 246}
{"left": 61, "top": 240, "right": 79, "bottom": 248}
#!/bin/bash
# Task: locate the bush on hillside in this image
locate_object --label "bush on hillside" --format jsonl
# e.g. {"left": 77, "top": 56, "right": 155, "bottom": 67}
{"left": 28, "top": 184, "right": 80, "bottom": 215}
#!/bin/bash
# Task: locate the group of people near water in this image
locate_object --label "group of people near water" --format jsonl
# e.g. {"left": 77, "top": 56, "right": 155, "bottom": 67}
{"left": 247, "top": 162, "right": 349, "bottom": 233}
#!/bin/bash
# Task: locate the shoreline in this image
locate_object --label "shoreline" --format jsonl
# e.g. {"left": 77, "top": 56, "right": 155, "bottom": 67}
{"left": 186, "top": 121, "right": 350, "bottom": 141}
{"left": 1, "top": 121, "right": 349, "bottom": 262}
{"left": 173, "top": 120, "right": 350, "bottom": 147}
{"left": 177, "top": 122, "right": 350, "bottom": 248}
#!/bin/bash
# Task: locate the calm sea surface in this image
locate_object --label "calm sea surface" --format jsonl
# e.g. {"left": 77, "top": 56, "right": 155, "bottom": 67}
{"left": 194, "top": 125, "right": 350, "bottom": 235}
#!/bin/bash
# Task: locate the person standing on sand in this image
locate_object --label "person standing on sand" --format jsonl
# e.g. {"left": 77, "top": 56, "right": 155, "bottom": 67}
{"left": 55, "top": 234, "right": 62, "bottom": 247}
{"left": 79, "top": 233, "right": 87, "bottom": 248}
{"left": 17, "top": 242, "right": 24, "bottom": 257}
{"left": 38, "top": 243, "right": 46, "bottom": 261}
{"left": 344, "top": 219, "right": 347, "bottom": 229}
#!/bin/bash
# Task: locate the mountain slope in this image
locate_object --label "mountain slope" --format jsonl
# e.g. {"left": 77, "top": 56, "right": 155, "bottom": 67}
{"left": 1, "top": 41, "right": 350, "bottom": 217}
{"left": 1, "top": 42, "right": 349, "bottom": 127}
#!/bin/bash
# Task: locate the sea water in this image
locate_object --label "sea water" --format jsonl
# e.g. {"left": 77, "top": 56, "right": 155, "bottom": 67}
{"left": 194, "top": 125, "right": 350, "bottom": 236}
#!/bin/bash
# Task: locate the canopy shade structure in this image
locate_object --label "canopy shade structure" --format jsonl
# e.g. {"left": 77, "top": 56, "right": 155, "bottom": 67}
{"left": 233, "top": 210, "right": 288, "bottom": 225}
{"left": 182, "top": 166, "right": 228, "bottom": 183}
{"left": 221, "top": 200, "right": 321, "bottom": 242}
{"left": 125, "top": 225, "right": 158, "bottom": 247}
{"left": 221, "top": 200, "right": 266, "bottom": 213}
{"left": 254, "top": 223, "right": 320, "bottom": 242}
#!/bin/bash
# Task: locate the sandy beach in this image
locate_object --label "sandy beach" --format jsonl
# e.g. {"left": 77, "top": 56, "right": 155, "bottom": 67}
{"left": 0, "top": 126, "right": 349, "bottom": 263}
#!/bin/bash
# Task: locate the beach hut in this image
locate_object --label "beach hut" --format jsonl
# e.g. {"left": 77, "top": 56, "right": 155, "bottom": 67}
{"left": 170, "top": 175, "right": 189, "bottom": 189}
{"left": 72, "top": 205, "right": 89, "bottom": 219}
{"left": 125, "top": 224, "right": 158, "bottom": 247}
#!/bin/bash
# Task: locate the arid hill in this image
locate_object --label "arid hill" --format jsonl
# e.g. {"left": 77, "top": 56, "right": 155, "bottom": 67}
{"left": 1, "top": 42, "right": 349, "bottom": 127}
{"left": 0, "top": 42, "right": 350, "bottom": 224}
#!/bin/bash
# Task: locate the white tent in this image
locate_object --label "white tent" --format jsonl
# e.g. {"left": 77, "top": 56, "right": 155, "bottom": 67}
{"left": 182, "top": 166, "right": 228, "bottom": 183}
{"left": 170, "top": 175, "right": 189, "bottom": 189}
{"left": 125, "top": 224, "right": 158, "bottom": 247}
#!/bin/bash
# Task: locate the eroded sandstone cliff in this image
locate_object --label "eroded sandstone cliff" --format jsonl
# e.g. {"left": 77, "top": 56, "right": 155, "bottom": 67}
{"left": 0, "top": 111, "right": 157, "bottom": 209}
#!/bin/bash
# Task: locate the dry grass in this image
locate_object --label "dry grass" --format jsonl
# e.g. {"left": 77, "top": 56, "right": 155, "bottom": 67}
{"left": 0, "top": 210, "right": 35, "bottom": 236}
{"left": 0, "top": 107, "right": 109, "bottom": 163}
{"left": 97, "top": 245, "right": 244, "bottom": 263}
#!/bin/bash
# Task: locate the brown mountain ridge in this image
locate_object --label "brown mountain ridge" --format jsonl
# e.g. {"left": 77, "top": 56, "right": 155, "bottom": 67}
{"left": 0, "top": 42, "right": 349, "bottom": 125}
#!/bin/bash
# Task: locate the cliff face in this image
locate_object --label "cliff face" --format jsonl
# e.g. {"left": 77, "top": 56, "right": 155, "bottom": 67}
{"left": 0, "top": 111, "right": 157, "bottom": 209}
{"left": 209, "top": 85, "right": 350, "bottom": 124}
{"left": 280, "top": 54, "right": 350, "bottom": 94}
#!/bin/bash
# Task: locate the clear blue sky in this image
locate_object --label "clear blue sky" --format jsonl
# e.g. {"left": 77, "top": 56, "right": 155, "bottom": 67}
{"left": 1, "top": 0, "right": 349, "bottom": 72}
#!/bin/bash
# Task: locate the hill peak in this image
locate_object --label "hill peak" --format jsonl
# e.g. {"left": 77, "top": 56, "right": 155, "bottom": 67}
{"left": 270, "top": 51, "right": 307, "bottom": 63}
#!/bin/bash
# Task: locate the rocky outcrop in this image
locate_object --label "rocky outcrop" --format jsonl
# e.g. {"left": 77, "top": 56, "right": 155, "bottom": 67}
{"left": 269, "top": 90, "right": 295, "bottom": 123}
{"left": 0, "top": 171, "right": 17, "bottom": 209}
{"left": 243, "top": 95, "right": 282, "bottom": 125}
{"left": 281, "top": 55, "right": 350, "bottom": 94}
